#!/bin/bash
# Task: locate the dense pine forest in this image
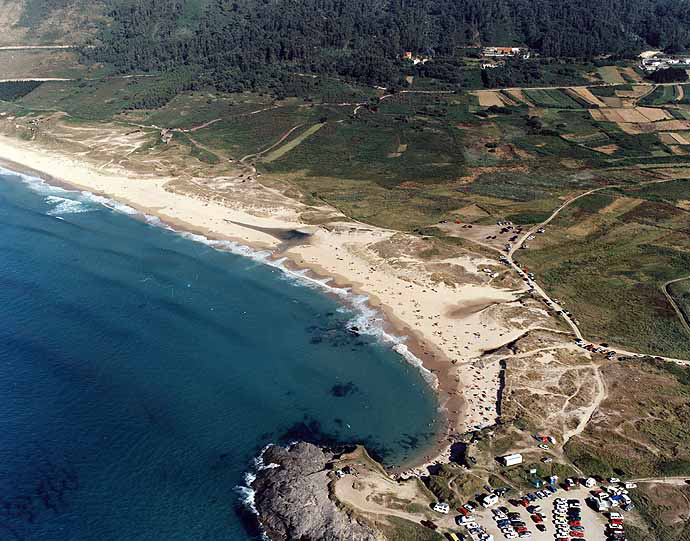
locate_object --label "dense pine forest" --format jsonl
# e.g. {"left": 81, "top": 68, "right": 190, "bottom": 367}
{"left": 74, "top": 0, "right": 690, "bottom": 97}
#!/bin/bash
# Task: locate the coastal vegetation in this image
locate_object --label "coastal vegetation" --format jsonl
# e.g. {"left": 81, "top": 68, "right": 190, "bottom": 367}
{"left": 4, "top": 1, "right": 690, "bottom": 538}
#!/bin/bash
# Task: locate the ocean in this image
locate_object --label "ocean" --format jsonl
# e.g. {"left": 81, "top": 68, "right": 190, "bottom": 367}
{"left": 0, "top": 169, "right": 440, "bottom": 540}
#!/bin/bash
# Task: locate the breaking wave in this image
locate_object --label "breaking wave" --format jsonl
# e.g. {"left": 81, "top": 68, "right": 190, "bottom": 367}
{"left": 5, "top": 165, "right": 438, "bottom": 388}
{"left": 235, "top": 444, "right": 277, "bottom": 541}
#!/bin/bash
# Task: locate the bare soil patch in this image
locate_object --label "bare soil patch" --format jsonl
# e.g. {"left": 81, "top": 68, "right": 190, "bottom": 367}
{"left": 637, "top": 107, "right": 672, "bottom": 122}
{"left": 670, "top": 132, "right": 690, "bottom": 144}
{"left": 568, "top": 87, "right": 606, "bottom": 107}
{"left": 600, "top": 96, "right": 623, "bottom": 107}
{"left": 621, "top": 67, "right": 644, "bottom": 83}
{"left": 592, "top": 144, "right": 619, "bottom": 155}
{"left": 505, "top": 89, "right": 535, "bottom": 106}
{"left": 476, "top": 90, "right": 504, "bottom": 107}
{"left": 589, "top": 109, "right": 606, "bottom": 122}
{"left": 600, "top": 197, "right": 644, "bottom": 216}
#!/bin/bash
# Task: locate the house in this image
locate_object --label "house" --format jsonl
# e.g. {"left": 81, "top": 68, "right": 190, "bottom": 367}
{"left": 499, "top": 453, "right": 523, "bottom": 466}
{"left": 402, "top": 51, "right": 431, "bottom": 65}
{"left": 483, "top": 46, "right": 524, "bottom": 57}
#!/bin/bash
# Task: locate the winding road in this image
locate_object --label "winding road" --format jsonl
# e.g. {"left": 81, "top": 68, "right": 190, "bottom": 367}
{"left": 504, "top": 178, "right": 690, "bottom": 365}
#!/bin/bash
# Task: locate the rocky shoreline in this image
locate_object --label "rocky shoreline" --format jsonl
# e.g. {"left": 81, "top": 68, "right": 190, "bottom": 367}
{"left": 251, "top": 442, "right": 379, "bottom": 540}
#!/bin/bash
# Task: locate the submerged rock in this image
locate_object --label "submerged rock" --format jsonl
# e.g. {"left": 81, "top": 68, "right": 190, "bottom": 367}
{"left": 252, "top": 442, "right": 378, "bottom": 540}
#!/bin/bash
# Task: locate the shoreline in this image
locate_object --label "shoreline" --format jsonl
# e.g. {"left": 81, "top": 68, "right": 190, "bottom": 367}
{"left": 0, "top": 145, "right": 462, "bottom": 472}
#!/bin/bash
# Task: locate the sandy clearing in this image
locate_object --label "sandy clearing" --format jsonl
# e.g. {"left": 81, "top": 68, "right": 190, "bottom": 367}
{"left": 476, "top": 90, "right": 504, "bottom": 107}
{"left": 589, "top": 109, "right": 606, "bottom": 122}
{"left": 568, "top": 87, "right": 606, "bottom": 107}
{"left": 669, "top": 145, "right": 687, "bottom": 155}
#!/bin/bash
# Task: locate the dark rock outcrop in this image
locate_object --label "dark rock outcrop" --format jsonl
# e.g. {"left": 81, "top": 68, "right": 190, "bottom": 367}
{"left": 252, "top": 442, "right": 379, "bottom": 540}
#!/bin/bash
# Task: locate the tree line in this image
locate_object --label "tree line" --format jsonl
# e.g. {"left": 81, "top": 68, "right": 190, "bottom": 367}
{"left": 80, "top": 0, "right": 690, "bottom": 95}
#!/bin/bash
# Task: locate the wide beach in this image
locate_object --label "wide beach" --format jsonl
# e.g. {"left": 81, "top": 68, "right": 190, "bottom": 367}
{"left": 0, "top": 133, "right": 546, "bottom": 472}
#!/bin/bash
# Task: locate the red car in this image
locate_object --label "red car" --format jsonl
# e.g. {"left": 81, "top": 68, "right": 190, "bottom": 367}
{"left": 570, "top": 532, "right": 584, "bottom": 538}
{"left": 532, "top": 515, "right": 543, "bottom": 523}
{"left": 516, "top": 527, "right": 528, "bottom": 533}
{"left": 569, "top": 521, "right": 581, "bottom": 527}
{"left": 456, "top": 507, "right": 469, "bottom": 516}
{"left": 610, "top": 519, "right": 624, "bottom": 525}
{"left": 521, "top": 498, "right": 530, "bottom": 507}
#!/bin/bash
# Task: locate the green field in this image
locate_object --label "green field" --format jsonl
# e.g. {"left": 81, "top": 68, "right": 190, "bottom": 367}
{"left": 262, "top": 122, "right": 325, "bottom": 162}
{"left": 519, "top": 181, "right": 690, "bottom": 358}
{"left": 640, "top": 84, "right": 677, "bottom": 105}
{"left": 597, "top": 66, "right": 626, "bottom": 84}
{"left": 521, "top": 88, "right": 583, "bottom": 108}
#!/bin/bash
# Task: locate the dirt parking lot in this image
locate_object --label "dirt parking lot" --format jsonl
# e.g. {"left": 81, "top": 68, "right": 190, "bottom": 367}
{"left": 467, "top": 487, "right": 611, "bottom": 541}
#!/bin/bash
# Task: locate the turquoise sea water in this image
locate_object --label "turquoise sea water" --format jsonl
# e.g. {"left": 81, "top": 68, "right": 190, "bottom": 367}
{"left": 0, "top": 169, "right": 440, "bottom": 540}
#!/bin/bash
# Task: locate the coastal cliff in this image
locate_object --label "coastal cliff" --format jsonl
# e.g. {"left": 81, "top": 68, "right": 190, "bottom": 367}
{"left": 252, "top": 442, "right": 379, "bottom": 540}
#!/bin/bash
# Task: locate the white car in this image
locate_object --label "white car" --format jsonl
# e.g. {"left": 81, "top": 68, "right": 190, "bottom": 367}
{"left": 433, "top": 502, "right": 449, "bottom": 514}
{"left": 505, "top": 533, "right": 518, "bottom": 539}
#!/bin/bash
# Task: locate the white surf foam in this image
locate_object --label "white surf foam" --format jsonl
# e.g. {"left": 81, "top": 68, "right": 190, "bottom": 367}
{"left": 45, "top": 195, "right": 92, "bottom": 216}
{"left": 2, "top": 165, "right": 437, "bottom": 388}
{"left": 235, "top": 444, "right": 276, "bottom": 540}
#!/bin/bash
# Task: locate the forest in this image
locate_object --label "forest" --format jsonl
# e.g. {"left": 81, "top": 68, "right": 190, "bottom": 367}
{"left": 73, "top": 0, "right": 690, "bottom": 99}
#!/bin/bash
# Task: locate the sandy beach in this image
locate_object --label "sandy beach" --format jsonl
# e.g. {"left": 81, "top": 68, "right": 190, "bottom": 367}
{"left": 0, "top": 133, "right": 555, "bottom": 473}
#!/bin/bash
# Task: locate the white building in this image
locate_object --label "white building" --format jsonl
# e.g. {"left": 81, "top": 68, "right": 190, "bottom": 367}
{"left": 499, "top": 453, "right": 523, "bottom": 466}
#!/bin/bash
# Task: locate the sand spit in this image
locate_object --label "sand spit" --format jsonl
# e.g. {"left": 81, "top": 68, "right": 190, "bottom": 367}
{"left": 0, "top": 134, "right": 555, "bottom": 471}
